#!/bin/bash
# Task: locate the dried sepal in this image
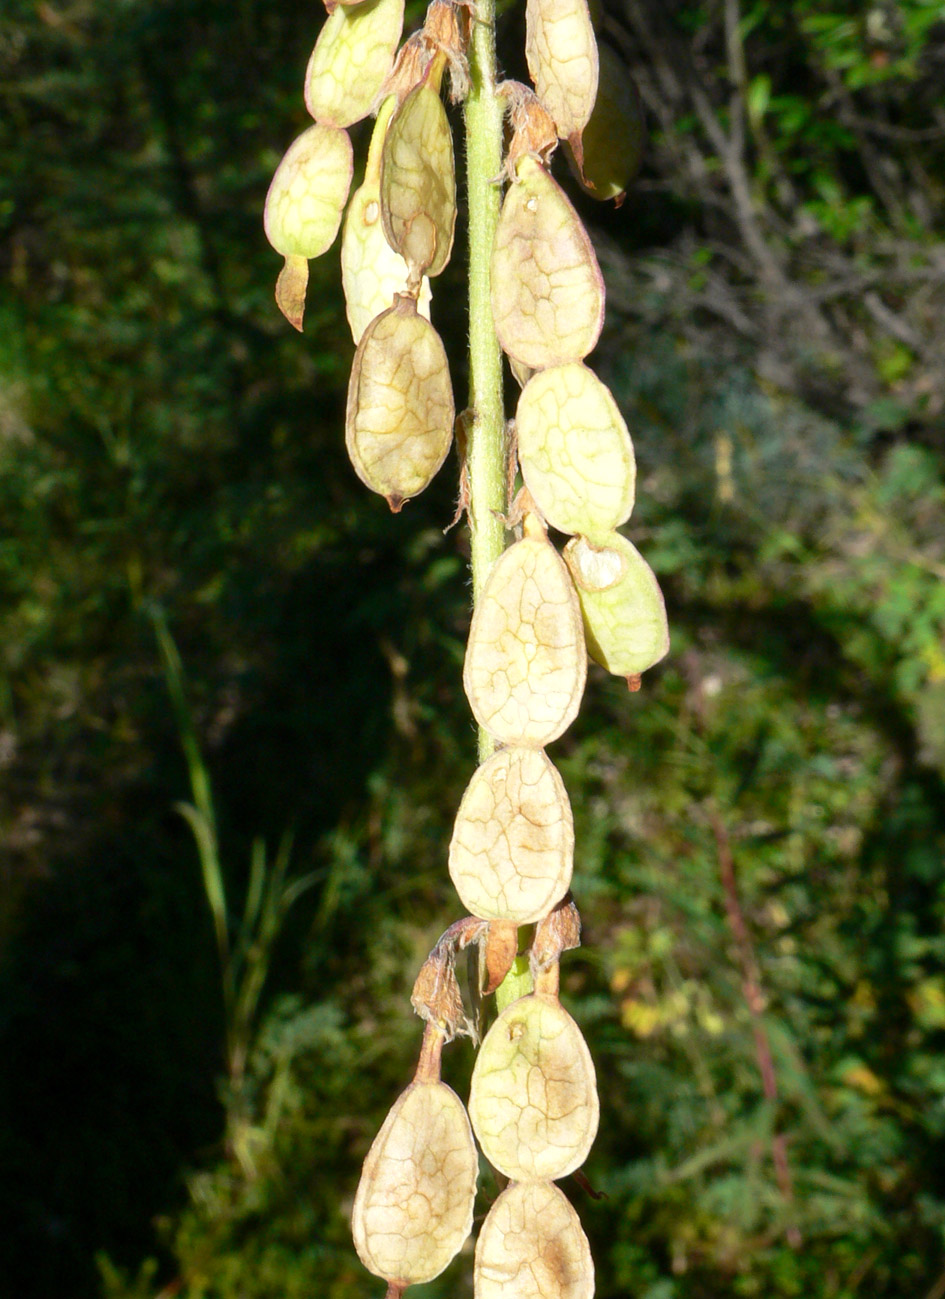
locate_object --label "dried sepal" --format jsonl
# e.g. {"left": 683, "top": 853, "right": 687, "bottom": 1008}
{"left": 422, "top": 0, "right": 470, "bottom": 103}
{"left": 531, "top": 897, "right": 581, "bottom": 973}
{"left": 475, "top": 1181, "right": 594, "bottom": 1299}
{"left": 345, "top": 293, "right": 454, "bottom": 510}
{"left": 352, "top": 1073, "right": 478, "bottom": 1285}
{"left": 566, "top": 42, "right": 645, "bottom": 201}
{"left": 516, "top": 363, "right": 635, "bottom": 536}
{"left": 341, "top": 97, "right": 432, "bottom": 343}
{"left": 468, "top": 991, "right": 599, "bottom": 1181}
{"left": 449, "top": 746, "right": 574, "bottom": 923}
{"left": 482, "top": 919, "right": 519, "bottom": 994}
{"left": 491, "top": 155, "right": 604, "bottom": 370}
{"left": 525, "top": 0, "right": 599, "bottom": 154}
{"left": 563, "top": 532, "right": 669, "bottom": 680}
{"left": 498, "top": 80, "right": 558, "bottom": 174}
{"left": 304, "top": 0, "right": 404, "bottom": 128}
{"left": 463, "top": 515, "right": 586, "bottom": 747}
{"left": 380, "top": 71, "right": 456, "bottom": 279}
{"left": 411, "top": 916, "right": 486, "bottom": 1040}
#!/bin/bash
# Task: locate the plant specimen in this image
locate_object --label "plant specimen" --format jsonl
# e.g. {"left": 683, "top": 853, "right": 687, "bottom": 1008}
{"left": 263, "top": 0, "right": 668, "bottom": 1291}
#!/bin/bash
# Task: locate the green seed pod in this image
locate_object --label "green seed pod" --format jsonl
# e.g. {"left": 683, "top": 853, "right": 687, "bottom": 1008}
{"left": 567, "top": 42, "right": 645, "bottom": 201}
{"left": 563, "top": 532, "right": 669, "bottom": 679}
{"left": 516, "top": 363, "right": 635, "bottom": 536}
{"left": 475, "top": 1181, "right": 594, "bottom": 1299}
{"left": 525, "top": 0, "right": 598, "bottom": 155}
{"left": 345, "top": 294, "right": 454, "bottom": 510}
{"left": 449, "top": 746, "right": 574, "bottom": 923}
{"left": 304, "top": 0, "right": 405, "bottom": 129}
{"left": 264, "top": 124, "right": 353, "bottom": 331}
{"left": 490, "top": 156, "right": 604, "bottom": 371}
{"left": 468, "top": 992, "right": 599, "bottom": 1181}
{"left": 341, "top": 97, "right": 431, "bottom": 343}
{"left": 380, "top": 77, "right": 456, "bottom": 278}
{"left": 352, "top": 1080, "right": 478, "bottom": 1286}
{"left": 463, "top": 517, "right": 586, "bottom": 747}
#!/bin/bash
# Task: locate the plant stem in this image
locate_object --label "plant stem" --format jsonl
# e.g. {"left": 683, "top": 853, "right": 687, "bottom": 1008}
{"left": 464, "top": 0, "right": 506, "bottom": 764}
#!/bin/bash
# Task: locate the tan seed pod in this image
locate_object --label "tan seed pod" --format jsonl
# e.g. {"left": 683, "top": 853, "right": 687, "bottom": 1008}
{"left": 516, "top": 363, "right": 635, "bottom": 536}
{"left": 263, "top": 124, "right": 353, "bottom": 330}
{"left": 352, "top": 1079, "right": 478, "bottom": 1286}
{"left": 468, "top": 992, "right": 599, "bottom": 1181}
{"left": 567, "top": 42, "right": 645, "bottom": 201}
{"left": 525, "top": 0, "right": 599, "bottom": 158}
{"left": 341, "top": 97, "right": 431, "bottom": 343}
{"left": 345, "top": 294, "right": 454, "bottom": 510}
{"left": 491, "top": 155, "right": 604, "bottom": 371}
{"left": 304, "top": 0, "right": 405, "bottom": 129}
{"left": 563, "top": 532, "right": 669, "bottom": 679}
{"left": 380, "top": 76, "right": 456, "bottom": 278}
{"left": 449, "top": 746, "right": 574, "bottom": 923}
{"left": 463, "top": 517, "right": 586, "bottom": 747}
{"left": 475, "top": 1181, "right": 594, "bottom": 1299}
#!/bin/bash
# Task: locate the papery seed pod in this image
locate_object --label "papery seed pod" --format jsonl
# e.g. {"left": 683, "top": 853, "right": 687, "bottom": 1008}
{"left": 345, "top": 293, "right": 454, "bottom": 510}
{"left": 463, "top": 516, "right": 586, "bottom": 747}
{"left": 304, "top": 0, "right": 405, "bottom": 129}
{"left": 567, "top": 42, "right": 645, "bottom": 201}
{"left": 563, "top": 532, "right": 669, "bottom": 679}
{"left": 341, "top": 97, "right": 432, "bottom": 343}
{"left": 449, "top": 746, "right": 574, "bottom": 923}
{"left": 516, "top": 363, "right": 635, "bottom": 536}
{"left": 468, "top": 991, "right": 599, "bottom": 1181}
{"left": 525, "top": 0, "right": 598, "bottom": 160}
{"left": 475, "top": 1181, "right": 594, "bottom": 1299}
{"left": 380, "top": 74, "right": 456, "bottom": 278}
{"left": 352, "top": 1079, "right": 478, "bottom": 1285}
{"left": 264, "top": 124, "right": 353, "bottom": 330}
{"left": 490, "top": 155, "right": 604, "bottom": 371}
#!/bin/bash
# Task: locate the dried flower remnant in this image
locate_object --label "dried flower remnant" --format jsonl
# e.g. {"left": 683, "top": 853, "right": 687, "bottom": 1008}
{"left": 449, "top": 746, "right": 574, "bottom": 923}
{"left": 475, "top": 1180, "right": 594, "bottom": 1299}
{"left": 525, "top": 0, "right": 599, "bottom": 165}
{"left": 515, "top": 363, "right": 636, "bottom": 537}
{"left": 490, "top": 155, "right": 605, "bottom": 371}
{"left": 345, "top": 293, "right": 454, "bottom": 510}
{"left": 564, "top": 532, "right": 669, "bottom": 679}
{"left": 463, "top": 514, "right": 587, "bottom": 747}
{"left": 304, "top": 0, "right": 405, "bottom": 128}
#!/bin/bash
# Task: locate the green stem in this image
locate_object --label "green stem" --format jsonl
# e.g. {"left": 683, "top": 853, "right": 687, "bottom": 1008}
{"left": 464, "top": 0, "right": 506, "bottom": 765}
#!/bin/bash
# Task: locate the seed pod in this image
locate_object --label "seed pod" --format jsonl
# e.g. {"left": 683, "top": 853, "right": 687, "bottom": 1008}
{"left": 516, "top": 363, "right": 635, "bottom": 536}
{"left": 463, "top": 517, "right": 586, "bottom": 747}
{"left": 468, "top": 992, "right": 599, "bottom": 1181}
{"left": 345, "top": 294, "right": 454, "bottom": 510}
{"left": 475, "top": 1181, "right": 594, "bottom": 1299}
{"left": 380, "top": 76, "right": 456, "bottom": 278}
{"left": 264, "top": 124, "right": 353, "bottom": 330}
{"left": 352, "top": 1080, "right": 478, "bottom": 1285}
{"left": 304, "top": 0, "right": 404, "bottom": 129}
{"left": 449, "top": 746, "right": 574, "bottom": 923}
{"left": 525, "top": 0, "right": 598, "bottom": 159}
{"left": 490, "top": 156, "right": 604, "bottom": 371}
{"left": 341, "top": 97, "right": 431, "bottom": 343}
{"left": 563, "top": 532, "right": 669, "bottom": 679}
{"left": 567, "top": 42, "right": 645, "bottom": 201}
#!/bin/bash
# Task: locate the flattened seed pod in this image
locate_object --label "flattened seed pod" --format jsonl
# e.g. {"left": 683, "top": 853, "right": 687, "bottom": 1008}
{"left": 491, "top": 155, "right": 604, "bottom": 371}
{"left": 341, "top": 98, "right": 431, "bottom": 343}
{"left": 525, "top": 0, "right": 598, "bottom": 152}
{"left": 564, "top": 532, "right": 669, "bottom": 678}
{"left": 352, "top": 1080, "right": 478, "bottom": 1286}
{"left": 475, "top": 1181, "right": 594, "bottom": 1299}
{"left": 463, "top": 519, "right": 586, "bottom": 747}
{"left": 346, "top": 294, "right": 454, "bottom": 510}
{"left": 567, "top": 42, "right": 645, "bottom": 201}
{"left": 516, "top": 363, "right": 635, "bottom": 536}
{"left": 449, "top": 747, "right": 574, "bottom": 923}
{"left": 380, "top": 79, "right": 456, "bottom": 277}
{"left": 468, "top": 992, "right": 599, "bottom": 1181}
{"left": 264, "top": 124, "right": 353, "bottom": 330}
{"left": 304, "top": 0, "right": 404, "bottom": 128}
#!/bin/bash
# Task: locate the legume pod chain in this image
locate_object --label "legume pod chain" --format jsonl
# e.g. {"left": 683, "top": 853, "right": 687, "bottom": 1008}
{"left": 304, "top": 0, "right": 404, "bottom": 128}
{"left": 463, "top": 514, "right": 586, "bottom": 747}
{"left": 475, "top": 1180, "right": 594, "bottom": 1299}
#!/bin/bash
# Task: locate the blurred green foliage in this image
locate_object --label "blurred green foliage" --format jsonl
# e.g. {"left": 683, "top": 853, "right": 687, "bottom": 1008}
{"left": 1, "top": 1, "right": 944, "bottom": 1298}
